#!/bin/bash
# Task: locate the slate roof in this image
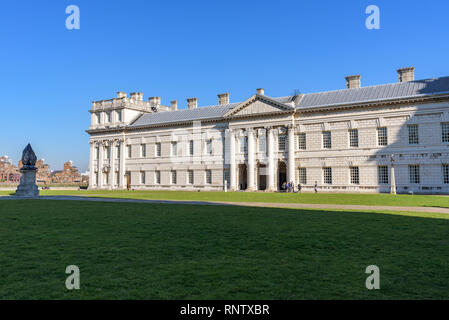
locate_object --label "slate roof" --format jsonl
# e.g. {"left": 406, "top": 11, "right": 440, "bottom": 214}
{"left": 131, "top": 103, "right": 239, "bottom": 127}
{"left": 297, "top": 77, "right": 449, "bottom": 109}
{"left": 130, "top": 77, "right": 449, "bottom": 128}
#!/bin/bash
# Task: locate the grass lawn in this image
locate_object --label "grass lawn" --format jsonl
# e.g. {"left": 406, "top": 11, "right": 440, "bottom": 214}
{"left": 0, "top": 200, "right": 448, "bottom": 299}
{"left": 1, "top": 189, "right": 448, "bottom": 208}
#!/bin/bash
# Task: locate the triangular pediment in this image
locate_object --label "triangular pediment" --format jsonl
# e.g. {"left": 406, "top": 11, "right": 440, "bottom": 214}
{"left": 224, "top": 95, "right": 294, "bottom": 118}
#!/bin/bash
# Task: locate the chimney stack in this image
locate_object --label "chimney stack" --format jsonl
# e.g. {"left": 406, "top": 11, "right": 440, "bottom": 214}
{"left": 218, "top": 93, "right": 230, "bottom": 105}
{"left": 187, "top": 98, "right": 198, "bottom": 110}
{"left": 397, "top": 67, "right": 415, "bottom": 82}
{"left": 345, "top": 75, "right": 361, "bottom": 89}
{"left": 149, "top": 96, "right": 161, "bottom": 106}
{"left": 256, "top": 88, "right": 265, "bottom": 95}
{"left": 130, "top": 92, "right": 144, "bottom": 101}
{"left": 117, "top": 92, "right": 127, "bottom": 98}
{"left": 170, "top": 100, "right": 178, "bottom": 111}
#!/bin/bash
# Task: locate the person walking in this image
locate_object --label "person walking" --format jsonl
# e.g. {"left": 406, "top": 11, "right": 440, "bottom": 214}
{"left": 314, "top": 181, "right": 318, "bottom": 193}
{"left": 297, "top": 183, "right": 302, "bottom": 193}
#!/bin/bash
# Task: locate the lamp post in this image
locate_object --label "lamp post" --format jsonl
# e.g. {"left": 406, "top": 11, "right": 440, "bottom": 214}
{"left": 390, "top": 154, "right": 396, "bottom": 195}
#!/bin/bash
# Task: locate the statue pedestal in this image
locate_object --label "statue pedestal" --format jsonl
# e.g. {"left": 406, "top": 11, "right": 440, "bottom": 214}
{"left": 15, "top": 168, "right": 39, "bottom": 198}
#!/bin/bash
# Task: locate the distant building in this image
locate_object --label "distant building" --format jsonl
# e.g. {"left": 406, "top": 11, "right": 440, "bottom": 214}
{"left": 50, "top": 161, "right": 82, "bottom": 184}
{"left": 0, "top": 156, "right": 20, "bottom": 183}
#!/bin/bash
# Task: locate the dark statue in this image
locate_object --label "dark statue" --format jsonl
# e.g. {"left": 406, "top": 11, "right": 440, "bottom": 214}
{"left": 21, "top": 143, "right": 37, "bottom": 170}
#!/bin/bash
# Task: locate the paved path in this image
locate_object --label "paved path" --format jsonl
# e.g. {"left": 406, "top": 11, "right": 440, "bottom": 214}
{"left": 1, "top": 195, "right": 449, "bottom": 214}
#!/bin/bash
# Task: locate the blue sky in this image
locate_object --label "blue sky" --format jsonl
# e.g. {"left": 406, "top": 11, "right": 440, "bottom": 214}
{"left": 1, "top": 0, "right": 449, "bottom": 172}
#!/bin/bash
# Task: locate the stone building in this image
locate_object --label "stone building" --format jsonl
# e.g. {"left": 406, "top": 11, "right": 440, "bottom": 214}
{"left": 86, "top": 67, "right": 449, "bottom": 194}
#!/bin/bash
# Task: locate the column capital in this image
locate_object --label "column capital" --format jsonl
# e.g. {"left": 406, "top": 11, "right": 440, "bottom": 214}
{"left": 287, "top": 124, "right": 295, "bottom": 130}
{"left": 265, "top": 126, "right": 274, "bottom": 131}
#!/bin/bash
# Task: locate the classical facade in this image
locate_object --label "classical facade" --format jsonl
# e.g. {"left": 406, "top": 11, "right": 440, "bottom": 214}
{"left": 86, "top": 67, "right": 449, "bottom": 194}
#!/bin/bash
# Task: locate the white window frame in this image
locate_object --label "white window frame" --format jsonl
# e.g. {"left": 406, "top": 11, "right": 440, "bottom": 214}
{"left": 205, "top": 170, "right": 212, "bottom": 184}
{"left": 349, "top": 129, "right": 359, "bottom": 148}
{"left": 409, "top": 165, "right": 420, "bottom": 184}
{"left": 350, "top": 167, "right": 360, "bottom": 184}
{"left": 377, "top": 127, "right": 388, "bottom": 146}
{"left": 323, "top": 167, "right": 332, "bottom": 184}
{"left": 322, "top": 131, "right": 331, "bottom": 149}
{"left": 298, "top": 167, "right": 307, "bottom": 184}
{"left": 408, "top": 124, "right": 419, "bottom": 145}
{"left": 378, "top": 165, "right": 389, "bottom": 184}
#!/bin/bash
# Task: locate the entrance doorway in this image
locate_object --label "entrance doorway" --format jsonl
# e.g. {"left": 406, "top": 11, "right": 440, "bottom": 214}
{"left": 258, "top": 164, "right": 267, "bottom": 190}
{"left": 125, "top": 171, "right": 131, "bottom": 190}
{"left": 278, "top": 161, "right": 287, "bottom": 190}
{"left": 238, "top": 164, "right": 247, "bottom": 190}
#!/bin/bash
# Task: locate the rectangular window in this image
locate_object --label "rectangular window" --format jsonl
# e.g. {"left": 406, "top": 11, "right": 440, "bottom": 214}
{"left": 240, "top": 137, "right": 247, "bottom": 153}
{"left": 140, "top": 144, "right": 146, "bottom": 158}
{"left": 206, "top": 139, "right": 213, "bottom": 155}
{"left": 206, "top": 170, "right": 212, "bottom": 184}
{"left": 443, "top": 164, "right": 449, "bottom": 184}
{"left": 408, "top": 124, "right": 419, "bottom": 144}
{"left": 115, "top": 171, "right": 119, "bottom": 185}
{"left": 349, "top": 129, "right": 359, "bottom": 148}
{"left": 171, "top": 142, "right": 177, "bottom": 156}
{"left": 106, "top": 111, "right": 111, "bottom": 123}
{"left": 323, "top": 167, "right": 332, "bottom": 184}
{"left": 350, "top": 167, "right": 360, "bottom": 184}
{"left": 378, "top": 165, "right": 389, "bottom": 184}
{"left": 96, "top": 113, "right": 101, "bottom": 124}
{"left": 298, "top": 168, "right": 307, "bottom": 184}
{"left": 155, "top": 171, "right": 161, "bottom": 184}
{"left": 140, "top": 171, "right": 146, "bottom": 185}
{"left": 104, "top": 146, "right": 110, "bottom": 159}
{"left": 322, "top": 131, "right": 331, "bottom": 149}
{"left": 116, "top": 144, "right": 120, "bottom": 159}
{"left": 95, "top": 147, "right": 99, "bottom": 160}
{"left": 189, "top": 140, "right": 194, "bottom": 156}
{"left": 409, "top": 165, "right": 420, "bottom": 184}
{"left": 156, "top": 143, "right": 161, "bottom": 157}
{"left": 298, "top": 133, "right": 306, "bottom": 150}
{"left": 117, "top": 110, "right": 122, "bottom": 122}
{"left": 171, "top": 170, "right": 177, "bottom": 184}
{"left": 126, "top": 145, "right": 131, "bottom": 158}
{"left": 442, "top": 122, "right": 449, "bottom": 143}
{"left": 278, "top": 134, "right": 286, "bottom": 151}
{"left": 103, "top": 172, "right": 109, "bottom": 185}
{"left": 188, "top": 170, "right": 194, "bottom": 184}
{"left": 258, "top": 133, "right": 266, "bottom": 152}
{"left": 95, "top": 172, "right": 98, "bottom": 185}
{"left": 377, "top": 127, "right": 388, "bottom": 146}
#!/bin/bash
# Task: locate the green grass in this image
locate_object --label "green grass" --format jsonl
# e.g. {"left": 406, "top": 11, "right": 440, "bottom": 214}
{"left": 2, "top": 189, "right": 448, "bottom": 208}
{"left": 0, "top": 200, "right": 448, "bottom": 299}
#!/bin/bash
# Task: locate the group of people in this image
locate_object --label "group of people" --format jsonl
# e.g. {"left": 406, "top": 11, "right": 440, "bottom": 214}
{"left": 281, "top": 181, "right": 319, "bottom": 193}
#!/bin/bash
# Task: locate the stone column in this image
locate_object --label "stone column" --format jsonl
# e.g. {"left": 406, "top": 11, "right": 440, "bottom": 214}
{"left": 110, "top": 140, "right": 116, "bottom": 189}
{"left": 119, "top": 138, "right": 126, "bottom": 189}
{"left": 287, "top": 125, "right": 296, "bottom": 185}
{"left": 247, "top": 128, "right": 256, "bottom": 191}
{"left": 88, "top": 141, "right": 96, "bottom": 189}
{"left": 98, "top": 141, "right": 104, "bottom": 188}
{"left": 229, "top": 129, "right": 237, "bottom": 191}
{"left": 267, "top": 126, "right": 275, "bottom": 191}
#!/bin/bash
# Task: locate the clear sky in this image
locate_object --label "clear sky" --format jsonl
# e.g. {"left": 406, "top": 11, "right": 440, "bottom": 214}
{"left": 1, "top": 0, "right": 449, "bottom": 172}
